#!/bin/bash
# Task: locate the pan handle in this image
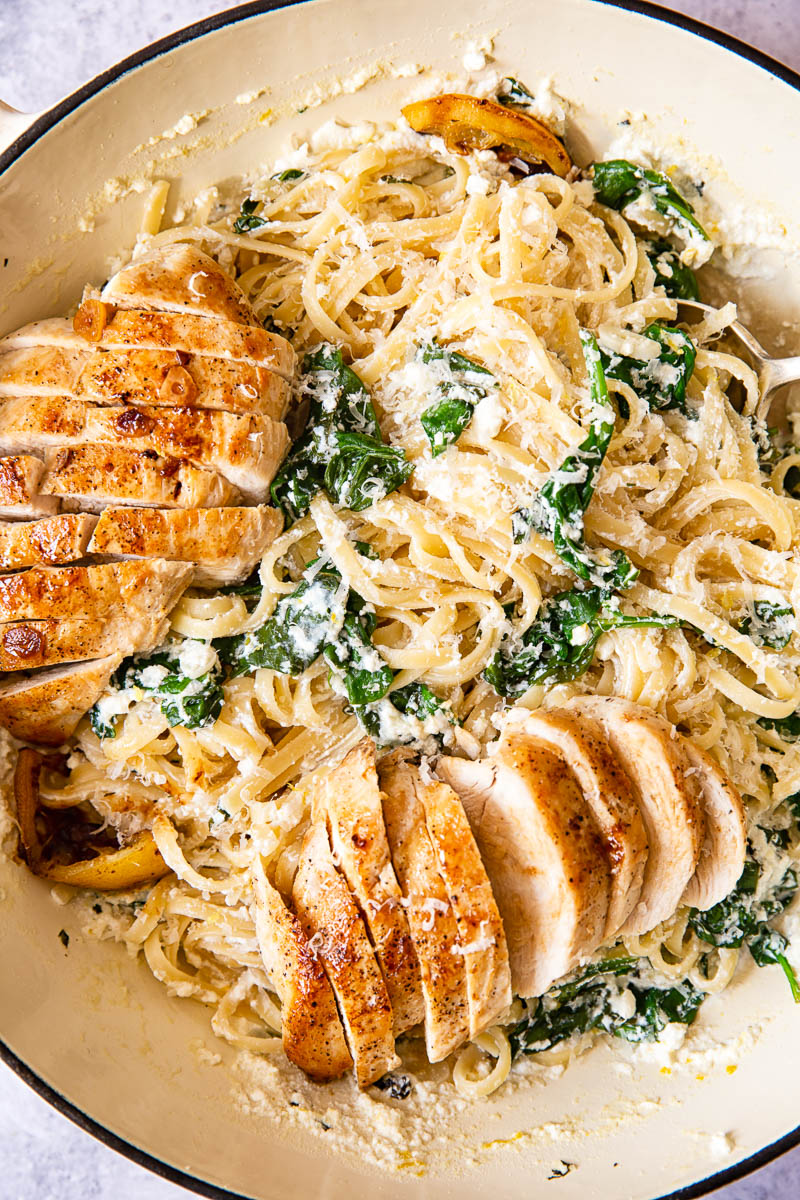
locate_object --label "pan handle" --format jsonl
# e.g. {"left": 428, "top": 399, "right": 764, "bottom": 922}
{"left": 0, "top": 100, "right": 36, "bottom": 155}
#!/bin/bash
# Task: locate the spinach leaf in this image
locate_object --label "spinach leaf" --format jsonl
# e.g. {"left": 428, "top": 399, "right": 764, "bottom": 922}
{"left": 89, "top": 707, "right": 117, "bottom": 740}
{"left": 323, "top": 593, "right": 394, "bottom": 706}
{"left": 512, "top": 331, "right": 637, "bottom": 588}
{"left": 599, "top": 323, "right": 696, "bottom": 416}
{"left": 758, "top": 712, "right": 800, "bottom": 743}
{"left": 496, "top": 77, "right": 538, "bottom": 111}
{"left": 417, "top": 341, "right": 498, "bottom": 456}
{"left": 509, "top": 957, "right": 704, "bottom": 1057}
{"left": 390, "top": 681, "right": 444, "bottom": 720}
{"left": 739, "top": 600, "right": 794, "bottom": 650}
{"left": 233, "top": 198, "right": 268, "bottom": 234}
{"left": 270, "top": 345, "right": 412, "bottom": 521}
{"left": 91, "top": 643, "right": 225, "bottom": 735}
{"left": 272, "top": 168, "right": 304, "bottom": 182}
{"left": 689, "top": 859, "right": 800, "bottom": 1001}
{"left": 484, "top": 584, "right": 678, "bottom": 698}
{"left": 355, "top": 681, "right": 451, "bottom": 746}
{"left": 645, "top": 239, "right": 700, "bottom": 300}
{"left": 591, "top": 159, "right": 710, "bottom": 252}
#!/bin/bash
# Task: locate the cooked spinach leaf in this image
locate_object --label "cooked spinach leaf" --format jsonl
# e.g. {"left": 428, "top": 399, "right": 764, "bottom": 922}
{"left": 233, "top": 198, "right": 268, "bottom": 234}
{"left": 645, "top": 239, "right": 700, "bottom": 300}
{"left": 484, "top": 585, "right": 678, "bottom": 698}
{"left": 270, "top": 345, "right": 412, "bottom": 520}
{"left": 512, "top": 331, "right": 637, "bottom": 588}
{"left": 739, "top": 600, "right": 794, "bottom": 650}
{"left": 509, "top": 956, "right": 704, "bottom": 1057}
{"left": 599, "top": 323, "right": 696, "bottom": 416}
{"left": 689, "top": 858, "right": 800, "bottom": 1001}
{"left": 390, "top": 681, "right": 445, "bottom": 720}
{"left": 89, "top": 707, "right": 118, "bottom": 740}
{"left": 90, "top": 643, "right": 225, "bottom": 735}
{"left": 355, "top": 681, "right": 452, "bottom": 746}
{"left": 591, "top": 159, "right": 710, "bottom": 252}
{"left": 758, "top": 711, "right": 800, "bottom": 743}
{"left": 496, "top": 77, "right": 538, "bottom": 111}
{"left": 417, "top": 341, "right": 498, "bottom": 456}
{"left": 272, "top": 168, "right": 304, "bottom": 182}
{"left": 323, "top": 593, "right": 394, "bottom": 707}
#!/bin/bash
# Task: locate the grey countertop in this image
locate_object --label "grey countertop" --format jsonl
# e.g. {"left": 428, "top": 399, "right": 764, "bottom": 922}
{"left": 0, "top": 1, "right": 799, "bottom": 1196}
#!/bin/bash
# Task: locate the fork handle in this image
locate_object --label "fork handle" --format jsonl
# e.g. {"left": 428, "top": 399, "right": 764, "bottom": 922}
{"left": 761, "top": 356, "right": 800, "bottom": 396}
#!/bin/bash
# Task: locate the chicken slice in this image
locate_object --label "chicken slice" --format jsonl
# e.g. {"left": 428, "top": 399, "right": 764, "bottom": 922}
{"left": 0, "top": 345, "right": 87, "bottom": 396}
{"left": 438, "top": 738, "right": 611, "bottom": 998}
{"left": 0, "top": 456, "right": 58, "bottom": 520}
{"left": 88, "top": 505, "right": 282, "bottom": 586}
{"left": 101, "top": 245, "right": 257, "bottom": 325}
{"left": 379, "top": 750, "right": 471, "bottom": 1061}
{"left": 414, "top": 766, "right": 512, "bottom": 1037}
{"left": 0, "top": 559, "right": 191, "bottom": 670}
{"left": 76, "top": 349, "right": 290, "bottom": 418}
{"left": 566, "top": 696, "right": 705, "bottom": 936}
{"left": 40, "top": 446, "right": 237, "bottom": 512}
{"left": 680, "top": 742, "right": 746, "bottom": 911}
{"left": 4, "top": 314, "right": 295, "bottom": 378}
{"left": 292, "top": 822, "right": 399, "bottom": 1087}
{"left": 251, "top": 857, "right": 352, "bottom": 1083}
{"left": 0, "top": 560, "right": 187, "bottom": 623}
{"left": 507, "top": 709, "right": 648, "bottom": 940}
{"left": 0, "top": 655, "right": 122, "bottom": 745}
{"left": 0, "top": 513, "right": 96, "bottom": 570}
{"left": 0, "top": 396, "right": 87, "bottom": 453}
{"left": 313, "top": 741, "right": 424, "bottom": 1036}
{"left": 84, "top": 406, "right": 289, "bottom": 499}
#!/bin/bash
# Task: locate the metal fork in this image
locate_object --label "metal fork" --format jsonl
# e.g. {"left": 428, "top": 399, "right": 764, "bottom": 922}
{"left": 678, "top": 299, "right": 800, "bottom": 423}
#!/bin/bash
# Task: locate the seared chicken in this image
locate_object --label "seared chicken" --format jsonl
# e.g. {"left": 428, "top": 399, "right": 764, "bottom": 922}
{"left": 509, "top": 709, "right": 648, "bottom": 940}
{"left": 0, "top": 455, "right": 59, "bottom": 520}
{"left": 40, "top": 446, "right": 237, "bottom": 511}
{"left": 567, "top": 696, "right": 705, "bottom": 936}
{"left": 0, "top": 396, "right": 88, "bottom": 452}
{"left": 101, "top": 245, "right": 258, "bottom": 325}
{"left": 0, "top": 513, "right": 96, "bottom": 569}
{"left": 438, "top": 738, "right": 611, "bottom": 998}
{"left": 0, "top": 345, "right": 86, "bottom": 396}
{"left": 680, "top": 742, "right": 747, "bottom": 910}
{"left": 0, "top": 654, "right": 122, "bottom": 745}
{"left": 88, "top": 505, "right": 282, "bottom": 586}
{"left": 379, "top": 750, "right": 471, "bottom": 1061}
{"left": 76, "top": 348, "right": 290, "bottom": 418}
{"left": 313, "top": 741, "right": 424, "bottom": 1035}
{"left": 292, "top": 822, "right": 399, "bottom": 1087}
{"left": 0, "top": 560, "right": 187, "bottom": 623}
{"left": 414, "top": 765, "right": 512, "bottom": 1037}
{"left": 252, "top": 857, "right": 352, "bottom": 1083}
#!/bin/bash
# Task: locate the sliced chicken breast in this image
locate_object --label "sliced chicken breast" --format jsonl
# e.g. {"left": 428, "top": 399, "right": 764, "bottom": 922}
{"left": 0, "top": 396, "right": 88, "bottom": 453}
{"left": 0, "top": 513, "right": 96, "bottom": 570}
{"left": 0, "top": 345, "right": 87, "bottom": 396}
{"left": 508, "top": 709, "right": 648, "bottom": 940}
{"left": 0, "top": 654, "right": 122, "bottom": 745}
{"left": 438, "top": 738, "right": 611, "bottom": 998}
{"left": 84, "top": 405, "right": 289, "bottom": 499}
{"left": 414, "top": 766, "right": 512, "bottom": 1037}
{"left": 40, "top": 446, "right": 237, "bottom": 512}
{"left": 680, "top": 741, "right": 747, "bottom": 911}
{"left": 0, "top": 455, "right": 59, "bottom": 520}
{"left": 101, "top": 245, "right": 257, "bottom": 325}
{"left": 292, "top": 822, "right": 399, "bottom": 1087}
{"left": 76, "top": 348, "right": 290, "bottom": 418}
{"left": 313, "top": 741, "right": 424, "bottom": 1036}
{"left": 0, "top": 560, "right": 186, "bottom": 623}
{"left": 88, "top": 505, "right": 282, "bottom": 586}
{"left": 379, "top": 750, "right": 471, "bottom": 1061}
{"left": 251, "top": 857, "right": 352, "bottom": 1083}
{"left": 567, "top": 696, "right": 705, "bottom": 936}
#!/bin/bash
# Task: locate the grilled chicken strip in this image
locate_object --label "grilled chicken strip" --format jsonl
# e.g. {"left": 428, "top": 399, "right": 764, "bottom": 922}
{"left": 4, "top": 314, "right": 295, "bottom": 378}
{"left": 379, "top": 751, "right": 471, "bottom": 1061}
{"left": 0, "top": 345, "right": 86, "bottom": 396}
{"left": 439, "top": 737, "right": 611, "bottom": 998}
{"left": 252, "top": 857, "right": 352, "bottom": 1083}
{"left": 101, "top": 245, "right": 258, "bottom": 325}
{"left": 0, "top": 560, "right": 186, "bottom": 623}
{"left": 40, "top": 446, "right": 237, "bottom": 512}
{"left": 0, "top": 396, "right": 87, "bottom": 452}
{"left": 680, "top": 742, "right": 746, "bottom": 910}
{"left": 0, "top": 513, "right": 96, "bottom": 569}
{"left": 292, "top": 821, "right": 399, "bottom": 1087}
{"left": 0, "top": 655, "right": 122, "bottom": 745}
{"left": 76, "top": 349, "right": 290, "bottom": 418}
{"left": 508, "top": 709, "right": 648, "bottom": 940}
{"left": 567, "top": 696, "right": 705, "bottom": 936}
{"left": 0, "top": 456, "right": 59, "bottom": 520}
{"left": 313, "top": 741, "right": 424, "bottom": 1036}
{"left": 414, "top": 765, "right": 512, "bottom": 1037}
{"left": 88, "top": 505, "right": 282, "bottom": 586}
{"left": 0, "top": 559, "right": 191, "bottom": 670}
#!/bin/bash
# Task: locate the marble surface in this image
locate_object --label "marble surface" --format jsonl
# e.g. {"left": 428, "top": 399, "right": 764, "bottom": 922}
{"left": 0, "top": 1, "right": 799, "bottom": 1196}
